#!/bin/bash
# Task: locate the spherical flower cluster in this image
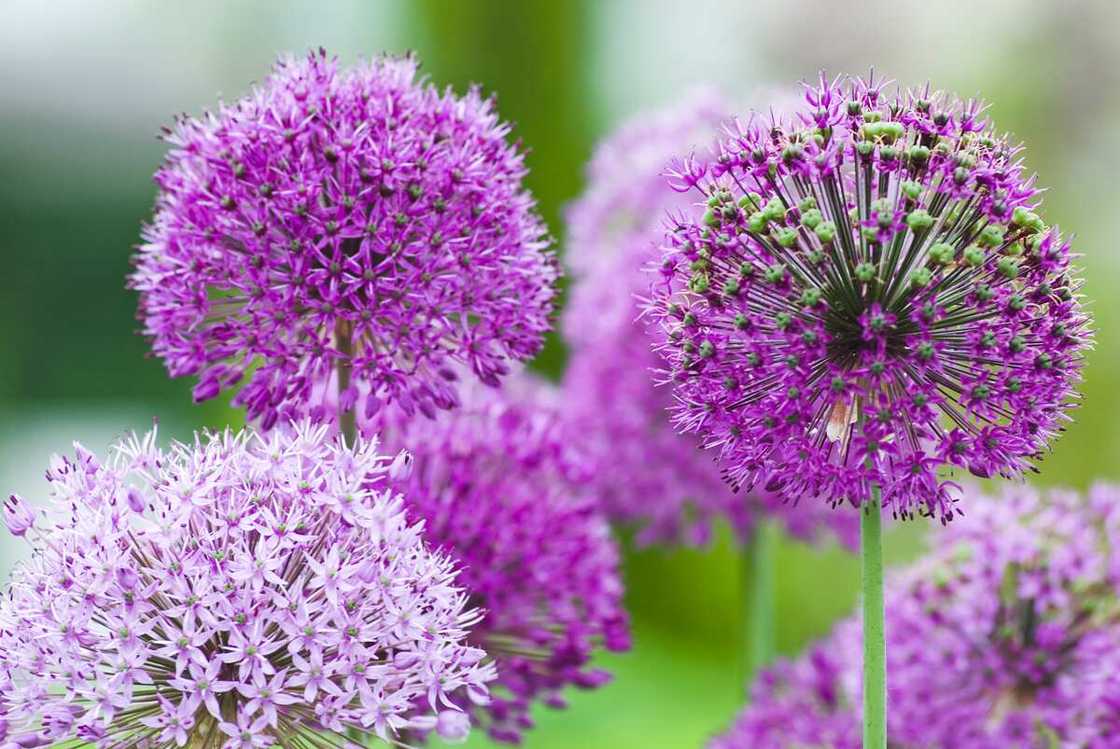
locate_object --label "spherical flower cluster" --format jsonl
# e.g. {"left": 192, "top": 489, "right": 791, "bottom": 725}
{"left": 712, "top": 483, "right": 1120, "bottom": 748}
{"left": 646, "top": 72, "right": 1090, "bottom": 521}
{"left": 132, "top": 49, "right": 556, "bottom": 428}
{"left": 563, "top": 89, "right": 857, "bottom": 548}
{"left": 0, "top": 423, "right": 495, "bottom": 748}
{"left": 379, "top": 376, "right": 631, "bottom": 743}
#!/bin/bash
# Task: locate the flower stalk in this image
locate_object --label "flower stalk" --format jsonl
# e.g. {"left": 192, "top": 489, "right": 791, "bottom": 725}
{"left": 861, "top": 487, "right": 886, "bottom": 749}
{"left": 336, "top": 318, "right": 356, "bottom": 447}
{"left": 744, "top": 519, "right": 778, "bottom": 689}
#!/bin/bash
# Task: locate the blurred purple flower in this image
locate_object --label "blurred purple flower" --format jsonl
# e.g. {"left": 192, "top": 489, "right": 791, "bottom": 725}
{"left": 712, "top": 483, "right": 1120, "bottom": 748}
{"left": 131, "top": 49, "right": 556, "bottom": 429}
{"left": 563, "top": 89, "right": 857, "bottom": 548}
{"left": 379, "top": 375, "right": 631, "bottom": 743}
{"left": 0, "top": 422, "right": 495, "bottom": 747}
{"left": 644, "top": 73, "right": 1090, "bottom": 521}
{"left": 710, "top": 644, "right": 860, "bottom": 749}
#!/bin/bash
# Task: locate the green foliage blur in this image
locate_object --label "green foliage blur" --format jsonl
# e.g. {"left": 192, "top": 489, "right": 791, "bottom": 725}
{"left": 1, "top": 2, "right": 1117, "bottom": 747}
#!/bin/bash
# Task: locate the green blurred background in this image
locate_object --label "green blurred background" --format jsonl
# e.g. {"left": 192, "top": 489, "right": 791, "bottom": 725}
{"left": 1, "top": 1, "right": 1118, "bottom": 746}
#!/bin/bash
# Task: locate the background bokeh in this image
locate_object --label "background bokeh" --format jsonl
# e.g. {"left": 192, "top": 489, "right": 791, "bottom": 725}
{"left": 2, "top": 1, "right": 1118, "bottom": 746}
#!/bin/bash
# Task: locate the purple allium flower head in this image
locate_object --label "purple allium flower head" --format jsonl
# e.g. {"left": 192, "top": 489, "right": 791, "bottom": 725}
{"left": 0, "top": 422, "right": 496, "bottom": 748}
{"left": 712, "top": 483, "right": 1120, "bottom": 748}
{"left": 563, "top": 89, "right": 857, "bottom": 548}
{"left": 131, "top": 49, "right": 556, "bottom": 428}
{"left": 379, "top": 375, "right": 631, "bottom": 743}
{"left": 645, "top": 73, "right": 1091, "bottom": 522}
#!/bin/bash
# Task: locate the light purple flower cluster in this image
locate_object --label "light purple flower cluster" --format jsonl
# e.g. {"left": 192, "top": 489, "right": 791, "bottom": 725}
{"left": 712, "top": 483, "right": 1120, "bottom": 748}
{"left": 645, "top": 73, "right": 1091, "bottom": 521}
{"left": 563, "top": 90, "right": 857, "bottom": 548}
{"left": 0, "top": 423, "right": 495, "bottom": 748}
{"left": 132, "top": 49, "right": 556, "bottom": 428}
{"left": 379, "top": 376, "right": 631, "bottom": 743}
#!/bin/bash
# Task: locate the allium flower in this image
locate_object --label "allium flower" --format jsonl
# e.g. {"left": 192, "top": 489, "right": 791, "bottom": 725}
{"left": 379, "top": 376, "right": 631, "bottom": 743}
{"left": 563, "top": 89, "right": 856, "bottom": 547}
{"left": 646, "top": 73, "right": 1090, "bottom": 521}
{"left": 0, "top": 423, "right": 495, "bottom": 748}
{"left": 712, "top": 483, "right": 1120, "bottom": 748}
{"left": 132, "top": 49, "right": 556, "bottom": 428}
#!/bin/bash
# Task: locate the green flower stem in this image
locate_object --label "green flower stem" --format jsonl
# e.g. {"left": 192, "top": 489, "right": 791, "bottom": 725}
{"left": 861, "top": 487, "right": 886, "bottom": 749}
{"left": 335, "top": 319, "right": 357, "bottom": 447}
{"left": 744, "top": 518, "right": 777, "bottom": 691}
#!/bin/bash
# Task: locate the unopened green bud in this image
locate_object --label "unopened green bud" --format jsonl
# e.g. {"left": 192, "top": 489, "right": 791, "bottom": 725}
{"left": 776, "top": 227, "right": 799, "bottom": 248}
{"left": 800, "top": 208, "right": 823, "bottom": 229}
{"left": 763, "top": 197, "right": 785, "bottom": 222}
{"left": 800, "top": 287, "right": 823, "bottom": 307}
{"left": 738, "top": 192, "right": 764, "bottom": 213}
{"left": 901, "top": 180, "right": 923, "bottom": 200}
{"left": 814, "top": 221, "right": 836, "bottom": 244}
{"left": 910, "top": 267, "right": 932, "bottom": 288}
{"left": 723, "top": 278, "right": 741, "bottom": 295}
{"left": 862, "top": 120, "right": 905, "bottom": 143}
{"left": 978, "top": 225, "right": 1005, "bottom": 247}
{"left": 748, "top": 212, "right": 769, "bottom": 233}
{"left": 764, "top": 264, "right": 786, "bottom": 284}
{"left": 1011, "top": 206, "right": 1046, "bottom": 234}
{"left": 963, "top": 245, "right": 985, "bottom": 267}
{"left": 855, "top": 262, "right": 877, "bottom": 282}
{"left": 907, "top": 145, "right": 930, "bottom": 164}
{"left": 928, "top": 242, "right": 955, "bottom": 265}
{"left": 689, "top": 273, "right": 710, "bottom": 293}
{"left": 997, "top": 257, "right": 1019, "bottom": 279}
{"left": 798, "top": 196, "right": 818, "bottom": 213}
{"left": 906, "top": 209, "right": 934, "bottom": 231}
{"left": 782, "top": 143, "right": 804, "bottom": 163}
